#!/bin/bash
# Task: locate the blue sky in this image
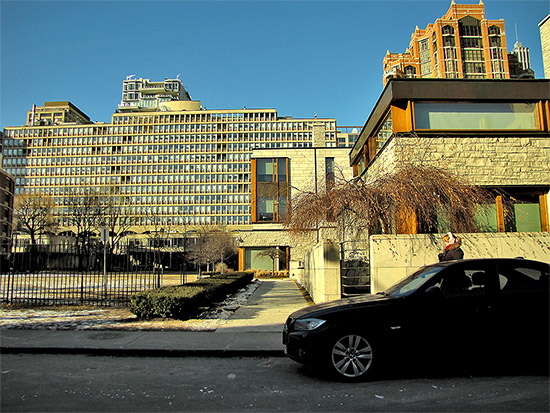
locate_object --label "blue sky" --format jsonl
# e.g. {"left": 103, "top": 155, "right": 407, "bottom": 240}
{"left": 1, "top": 0, "right": 548, "bottom": 129}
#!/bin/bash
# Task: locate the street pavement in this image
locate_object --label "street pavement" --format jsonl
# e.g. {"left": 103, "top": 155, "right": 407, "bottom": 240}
{"left": 0, "top": 279, "right": 311, "bottom": 357}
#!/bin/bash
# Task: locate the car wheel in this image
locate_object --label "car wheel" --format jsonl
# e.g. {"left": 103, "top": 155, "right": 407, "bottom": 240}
{"left": 329, "top": 333, "right": 375, "bottom": 380}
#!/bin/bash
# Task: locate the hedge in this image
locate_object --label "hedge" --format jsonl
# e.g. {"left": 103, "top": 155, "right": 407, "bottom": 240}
{"left": 129, "top": 271, "right": 254, "bottom": 320}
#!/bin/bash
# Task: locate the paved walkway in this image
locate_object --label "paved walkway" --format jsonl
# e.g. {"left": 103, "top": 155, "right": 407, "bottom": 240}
{"left": 0, "top": 279, "right": 311, "bottom": 357}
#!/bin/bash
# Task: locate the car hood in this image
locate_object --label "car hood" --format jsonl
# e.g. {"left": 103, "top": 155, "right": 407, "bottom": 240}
{"left": 289, "top": 294, "right": 395, "bottom": 319}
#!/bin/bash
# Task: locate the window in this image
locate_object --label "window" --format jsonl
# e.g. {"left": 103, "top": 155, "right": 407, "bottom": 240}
{"left": 432, "top": 262, "right": 494, "bottom": 298}
{"left": 474, "top": 190, "right": 547, "bottom": 233}
{"left": 414, "top": 102, "right": 540, "bottom": 130}
{"left": 253, "top": 158, "right": 289, "bottom": 223}
{"left": 497, "top": 262, "right": 549, "bottom": 294}
{"left": 325, "top": 157, "right": 335, "bottom": 190}
{"left": 503, "top": 193, "right": 544, "bottom": 232}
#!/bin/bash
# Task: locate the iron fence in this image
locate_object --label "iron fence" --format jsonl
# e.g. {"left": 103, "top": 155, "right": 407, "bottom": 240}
{"left": 0, "top": 240, "right": 190, "bottom": 306}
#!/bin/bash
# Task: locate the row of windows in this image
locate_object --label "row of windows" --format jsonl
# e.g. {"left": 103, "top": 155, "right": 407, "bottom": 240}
{"left": 24, "top": 172, "right": 249, "bottom": 185}
{"left": 3, "top": 152, "right": 251, "bottom": 169}
{"left": 16, "top": 183, "right": 251, "bottom": 196}
{"left": 6, "top": 120, "right": 336, "bottom": 138}
{"left": 4, "top": 133, "right": 336, "bottom": 152}
{"left": 56, "top": 204, "right": 250, "bottom": 216}
{"left": 46, "top": 193, "right": 251, "bottom": 205}
{"left": 109, "top": 194, "right": 251, "bottom": 205}
{"left": 113, "top": 111, "right": 275, "bottom": 124}
{"left": 57, "top": 214, "right": 250, "bottom": 227}
{"left": 4, "top": 130, "right": 330, "bottom": 146}
{"left": 4, "top": 135, "right": 319, "bottom": 153}
{"left": 5, "top": 160, "right": 250, "bottom": 175}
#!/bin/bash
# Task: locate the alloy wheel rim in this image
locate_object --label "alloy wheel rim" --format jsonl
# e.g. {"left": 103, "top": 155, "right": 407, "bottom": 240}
{"left": 331, "top": 334, "right": 373, "bottom": 378}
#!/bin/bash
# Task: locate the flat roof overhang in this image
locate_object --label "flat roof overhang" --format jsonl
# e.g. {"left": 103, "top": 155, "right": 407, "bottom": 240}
{"left": 349, "top": 78, "right": 550, "bottom": 166}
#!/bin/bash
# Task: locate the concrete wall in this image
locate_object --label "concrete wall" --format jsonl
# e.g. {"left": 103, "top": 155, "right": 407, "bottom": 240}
{"left": 298, "top": 240, "right": 341, "bottom": 303}
{"left": 370, "top": 232, "right": 550, "bottom": 293}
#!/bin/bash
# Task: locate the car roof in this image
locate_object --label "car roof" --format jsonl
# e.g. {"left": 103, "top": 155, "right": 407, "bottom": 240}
{"left": 432, "top": 258, "right": 549, "bottom": 268}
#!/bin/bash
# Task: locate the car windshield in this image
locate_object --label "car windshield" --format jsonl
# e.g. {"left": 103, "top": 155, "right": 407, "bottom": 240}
{"left": 383, "top": 265, "right": 446, "bottom": 297}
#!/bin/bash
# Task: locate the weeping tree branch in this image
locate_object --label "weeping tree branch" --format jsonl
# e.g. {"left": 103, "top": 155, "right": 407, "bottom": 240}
{"left": 284, "top": 163, "right": 495, "bottom": 238}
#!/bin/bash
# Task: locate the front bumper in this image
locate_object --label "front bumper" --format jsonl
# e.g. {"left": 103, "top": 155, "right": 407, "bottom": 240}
{"left": 283, "top": 317, "right": 325, "bottom": 364}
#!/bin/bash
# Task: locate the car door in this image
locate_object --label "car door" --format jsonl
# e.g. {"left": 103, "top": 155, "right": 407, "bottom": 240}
{"left": 492, "top": 260, "right": 550, "bottom": 357}
{"left": 414, "top": 261, "right": 499, "bottom": 361}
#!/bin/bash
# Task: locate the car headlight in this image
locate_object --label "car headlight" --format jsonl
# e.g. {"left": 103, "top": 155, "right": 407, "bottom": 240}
{"left": 293, "top": 318, "right": 326, "bottom": 331}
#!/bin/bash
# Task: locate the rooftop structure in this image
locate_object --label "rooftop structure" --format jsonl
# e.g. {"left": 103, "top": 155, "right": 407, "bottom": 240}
{"left": 26, "top": 101, "right": 92, "bottom": 126}
{"left": 118, "top": 76, "right": 193, "bottom": 113}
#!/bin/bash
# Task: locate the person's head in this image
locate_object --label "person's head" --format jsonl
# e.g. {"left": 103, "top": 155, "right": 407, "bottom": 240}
{"left": 443, "top": 232, "right": 461, "bottom": 247}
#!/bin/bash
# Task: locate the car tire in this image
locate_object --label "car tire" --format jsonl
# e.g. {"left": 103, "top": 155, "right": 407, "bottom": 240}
{"left": 328, "top": 332, "right": 376, "bottom": 380}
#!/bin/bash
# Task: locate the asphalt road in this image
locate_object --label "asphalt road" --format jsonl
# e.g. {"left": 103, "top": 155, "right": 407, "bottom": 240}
{"left": 1, "top": 354, "right": 548, "bottom": 412}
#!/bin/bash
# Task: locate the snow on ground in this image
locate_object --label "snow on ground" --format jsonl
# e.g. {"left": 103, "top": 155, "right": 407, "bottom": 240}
{"left": 0, "top": 279, "right": 262, "bottom": 331}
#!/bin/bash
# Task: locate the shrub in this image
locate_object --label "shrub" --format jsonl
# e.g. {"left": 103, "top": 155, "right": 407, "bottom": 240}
{"left": 214, "top": 262, "right": 233, "bottom": 274}
{"left": 130, "top": 271, "right": 253, "bottom": 320}
{"left": 254, "top": 269, "right": 289, "bottom": 278}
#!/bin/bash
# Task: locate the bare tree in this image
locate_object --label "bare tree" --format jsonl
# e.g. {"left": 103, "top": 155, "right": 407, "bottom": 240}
{"left": 143, "top": 207, "right": 169, "bottom": 278}
{"left": 98, "top": 187, "right": 135, "bottom": 253}
{"left": 186, "top": 228, "right": 209, "bottom": 276}
{"left": 284, "top": 163, "right": 494, "bottom": 239}
{"left": 13, "top": 193, "right": 57, "bottom": 246}
{"left": 13, "top": 193, "right": 57, "bottom": 270}
{"left": 65, "top": 189, "right": 103, "bottom": 270}
{"left": 205, "top": 228, "right": 237, "bottom": 273}
{"left": 187, "top": 226, "right": 237, "bottom": 275}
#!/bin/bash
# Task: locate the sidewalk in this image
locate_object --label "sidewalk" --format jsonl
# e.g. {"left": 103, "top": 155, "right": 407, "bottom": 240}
{"left": 0, "top": 279, "right": 311, "bottom": 357}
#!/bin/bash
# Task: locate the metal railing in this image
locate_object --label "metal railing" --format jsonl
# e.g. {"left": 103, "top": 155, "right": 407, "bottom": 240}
{"left": 0, "top": 241, "right": 189, "bottom": 306}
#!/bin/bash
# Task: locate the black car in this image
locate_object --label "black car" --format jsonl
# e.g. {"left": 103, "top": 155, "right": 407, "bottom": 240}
{"left": 283, "top": 258, "right": 549, "bottom": 380}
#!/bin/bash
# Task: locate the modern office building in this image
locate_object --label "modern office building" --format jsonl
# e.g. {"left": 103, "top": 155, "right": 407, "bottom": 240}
{"left": 383, "top": 1, "right": 511, "bottom": 85}
{"left": 1, "top": 77, "right": 347, "bottom": 272}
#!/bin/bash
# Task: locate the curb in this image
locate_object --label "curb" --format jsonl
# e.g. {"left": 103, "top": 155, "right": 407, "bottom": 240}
{"left": 0, "top": 346, "right": 286, "bottom": 358}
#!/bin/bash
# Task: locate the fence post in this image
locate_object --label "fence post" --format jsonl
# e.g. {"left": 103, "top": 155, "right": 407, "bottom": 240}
{"left": 101, "top": 229, "right": 109, "bottom": 301}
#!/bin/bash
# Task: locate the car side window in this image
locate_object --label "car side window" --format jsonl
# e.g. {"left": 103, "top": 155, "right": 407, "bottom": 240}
{"left": 433, "top": 263, "right": 492, "bottom": 298}
{"left": 497, "top": 263, "right": 549, "bottom": 294}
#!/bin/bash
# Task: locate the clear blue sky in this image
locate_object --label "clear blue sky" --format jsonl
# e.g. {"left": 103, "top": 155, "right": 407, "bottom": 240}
{"left": 1, "top": 0, "right": 548, "bottom": 129}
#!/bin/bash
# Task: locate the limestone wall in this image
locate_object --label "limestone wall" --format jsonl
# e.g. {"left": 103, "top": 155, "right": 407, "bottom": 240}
{"left": 252, "top": 147, "right": 354, "bottom": 194}
{"left": 364, "top": 135, "right": 550, "bottom": 187}
{"left": 370, "top": 232, "right": 550, "bottom": 293}
{"left": 298, "top": 240, "right": 341, "bottom": 303}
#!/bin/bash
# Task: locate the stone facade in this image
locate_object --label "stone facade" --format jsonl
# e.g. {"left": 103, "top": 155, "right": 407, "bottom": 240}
{"left": 364, "top": 135, "right": 550, "bottom": 188}
{"left": 244, "top": 147, "right": 353, "bottom": 273}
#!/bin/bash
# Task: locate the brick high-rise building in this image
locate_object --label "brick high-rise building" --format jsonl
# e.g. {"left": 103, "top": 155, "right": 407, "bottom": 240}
{"left": 383, "top": 1, "right": 511, "bottom": 85}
